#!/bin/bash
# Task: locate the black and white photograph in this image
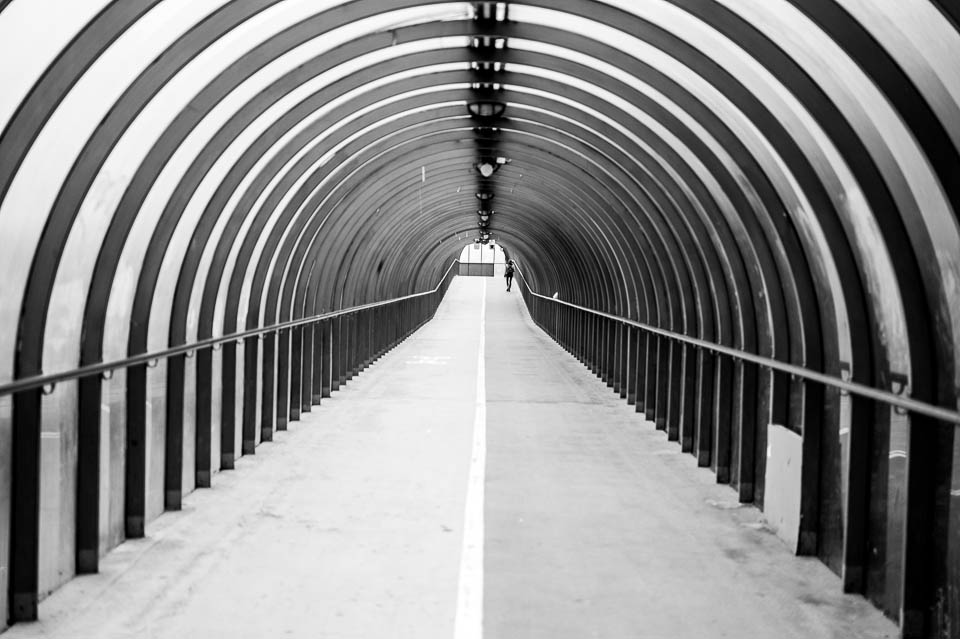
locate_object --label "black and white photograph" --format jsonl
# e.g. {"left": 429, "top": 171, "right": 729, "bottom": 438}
{"left": 0, "top": 1, "right": 957, "bottom": 637}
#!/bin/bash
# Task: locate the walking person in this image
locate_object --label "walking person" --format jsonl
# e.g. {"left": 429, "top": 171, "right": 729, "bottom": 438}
{"left": 504, "top": 259, "right": 515, "bottom": 291}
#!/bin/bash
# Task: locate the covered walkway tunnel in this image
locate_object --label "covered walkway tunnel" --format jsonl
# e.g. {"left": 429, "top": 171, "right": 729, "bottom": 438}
{"left": 1, "top": 1, "right": 960, "bottom": 637}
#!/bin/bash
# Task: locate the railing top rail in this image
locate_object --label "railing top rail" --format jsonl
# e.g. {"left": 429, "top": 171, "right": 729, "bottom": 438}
{"left": 514, "top": 269, "right": 960, "bottom": 425}
{"left": 0, "top": 259, "right": 461, "bottom": 398}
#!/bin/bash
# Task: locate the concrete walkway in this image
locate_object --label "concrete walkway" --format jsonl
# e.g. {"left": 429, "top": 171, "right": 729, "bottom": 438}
{"left": 5, "top": 276, "right": 896, "bottom": 639}
{"left": 483, "top": 283, "right": 895, "bottom": 639}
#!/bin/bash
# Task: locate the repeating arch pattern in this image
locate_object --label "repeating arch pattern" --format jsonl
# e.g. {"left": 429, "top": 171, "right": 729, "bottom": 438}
{"left": 0, "top": 1, "right": 958, "bottom": 635}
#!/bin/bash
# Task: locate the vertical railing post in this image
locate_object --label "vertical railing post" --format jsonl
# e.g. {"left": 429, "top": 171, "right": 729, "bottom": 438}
{"left": 10, "top": 388, "right": 41, "bottom": 621}
{"left": 77, "top": 374, "right": 103, "bottom": 572}
{"left": 591, "top": 315, "right": 601, "bottom": 376}
{"left": 798, "top": 377, "right": 824, "bottom": 556}
{"left": 388, "top": 305, "right": 396, "bottom": 349}
{"left": 221, "top": 341, "right": 237, "bottom": 469}
{"left": 344, "top": 313, "right": 355, "bottom": 382}
{"left": 321, "top": 320, "right": 332, "bottom": 399}
{"left": 735, "top": 360, "right": 760, "bottom": 503}
{"left": 713, "top": 354, "right": 734, "bottom": 483}
{"left": 609, "top": 320, "right": 618, "bottom": 388}
{"left": 361, "top": 310, "right": 370, "bottom": 370}
{"left": 360, "top": 310, "right": 369, "bottom": 370}
{"left": 311, "top": 322, "right": 323, "bottom": 406}
{"left": 678, "top": 343, "right": 698, "bottom": 454}
{"left": 594, "top": 316, "right": 602, "bottom": 375}
{"left": 694, "top": 347, "right": 714, "bottom": 468}
{"left": 287, "top": 326, "right": 303, "bottom": 418}
{"left": 602, "top": 318, "right": 613, "bottom": 385}
{"left": 842, "top": 392, "right": 873, "bottom": 595}
{"left": 654, "top": 336, "right": 670, "bottom": 430}
{"left": 610, "top": 321, "right": 621, "bottom": 391}
{"left": 275, "top": 328, "right": 290, "bottom": 430}
{"left": 558, "top": 305, "right": 566, "bottom": 349}
{"left": 125, "top": 362, "right": 147, "bottom": 536}
{"left": 195, "top": 347, "right": 213, "bottom": 486}
{"left": 331, "top": 317, "right": 342, "bottom": 392}
{"left": 380, "top": 306, "right": 387, "bottom": 355}
{"left": 626, "top": 327, "right": 638, "bottom": 405}
{"left": 636, "top": 330, "right": 649, "bottom": 415}
{"left": 666, "top": 339, "right": 683, "bottom": 441}
{"left": 647, "top": 335, "right": 668, "bottom": 430}
{"left": 242, "top": 336, "right": 259, "bottom": 454}
{"left": 164, "top": 355, "right": 185, "bottom": 509}
{"left": 345, "top": 313, "right": 356, "bottom": 380}
{"left": 617, "top": 322, "right": 630, "bottom": 399}
{"left": 644, "top": 334, "right": 657, "bottom": 420}
{"left": 578, "top": 309, "right": 586, "bottom": 363}
{"left": 300, "top": 323, "right": 313, "bottom": 415}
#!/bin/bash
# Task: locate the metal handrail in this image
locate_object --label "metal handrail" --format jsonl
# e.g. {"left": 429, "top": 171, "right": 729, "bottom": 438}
{"left": 0, "top": 259, "right": 462, "bottom": 397}
{"left": 514, "top": 269, "right": 960, "bottom": 425}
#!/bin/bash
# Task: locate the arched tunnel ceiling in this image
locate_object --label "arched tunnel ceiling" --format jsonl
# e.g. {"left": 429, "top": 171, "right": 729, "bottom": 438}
{"left": 0, "top": 0, "right": 959, "bottom": 424}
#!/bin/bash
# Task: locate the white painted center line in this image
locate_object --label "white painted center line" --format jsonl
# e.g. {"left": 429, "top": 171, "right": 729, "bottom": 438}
{"left": 454, "top": 279, "right": 487, "bottom": 639}
{"left": 404, "top": 355, "right": 452, "bottom": 365}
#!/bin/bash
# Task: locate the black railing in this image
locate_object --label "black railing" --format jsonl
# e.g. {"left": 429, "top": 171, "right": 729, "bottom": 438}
{"left": 515, "top": 268, "right": 960, "bottom": 426}
{"left": 0, "top": 259, "right": 461, "bottom": 398}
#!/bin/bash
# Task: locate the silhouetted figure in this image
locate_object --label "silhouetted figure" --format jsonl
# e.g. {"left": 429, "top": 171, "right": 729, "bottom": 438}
{"left": 505, "top": 259, "right": 515, "bottom": 291}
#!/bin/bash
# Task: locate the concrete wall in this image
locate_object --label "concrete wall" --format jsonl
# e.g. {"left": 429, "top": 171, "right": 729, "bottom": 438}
{"left": 38, "top": 384, "right": 78, "bottom": 600}
{"left": 235, "top": 345, "right": 245, "bottom": 455}
{"left": 0, "top": 395, "right": 10, "bottom": 631}
{"left": 146, "top": 364, "right": 168, "bottom": 524}
{"left": 183, "top": 362, "right": 197, "bottom": 498}
{"left": 100, "top": 372, "right": 126, "bottom": 557}
{"left": 764, "top": 423, "right": 803, "bottom": 552}
{"left": 211, "top": 353, "right": 223, "bottom": 474}
{"left": 102, "top": 373, "right": 127, "bottom": 557}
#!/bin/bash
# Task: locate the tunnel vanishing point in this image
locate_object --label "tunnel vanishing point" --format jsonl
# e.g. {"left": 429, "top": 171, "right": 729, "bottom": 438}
{"left": 0, "top": 1, "right": 960, "bottom": 637}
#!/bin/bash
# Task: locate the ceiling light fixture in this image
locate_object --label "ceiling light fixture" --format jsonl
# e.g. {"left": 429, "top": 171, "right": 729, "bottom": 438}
{"left": 467, "top": 101, "right": 506, "bottom": 118}
{"left": 477, "top": 161, "right": 496, "bottom": 178}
